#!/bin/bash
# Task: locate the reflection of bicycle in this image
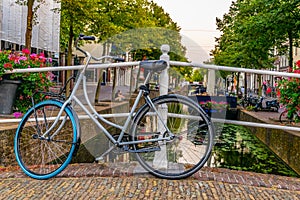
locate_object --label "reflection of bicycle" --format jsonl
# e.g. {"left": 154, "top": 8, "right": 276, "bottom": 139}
{"left": 14, "top": 34, "right": 214, "bottom": 180}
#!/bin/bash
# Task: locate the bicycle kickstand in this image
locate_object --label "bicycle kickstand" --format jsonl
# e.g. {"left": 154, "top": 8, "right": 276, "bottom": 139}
{"left": 95, "top": 145, "right": 116, "bottom": 162}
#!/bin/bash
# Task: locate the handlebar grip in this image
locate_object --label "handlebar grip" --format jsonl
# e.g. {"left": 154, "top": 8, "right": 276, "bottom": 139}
{"left": 81, "top": 36, "right": 96, "bottom": 41}
{"left": 79, "top": 34, "right": 95, "bottom": 41}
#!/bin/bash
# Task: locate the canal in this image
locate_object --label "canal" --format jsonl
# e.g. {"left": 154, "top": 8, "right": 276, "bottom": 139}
{"left": 209, "top": 124, "right": 299, "bottom": 177}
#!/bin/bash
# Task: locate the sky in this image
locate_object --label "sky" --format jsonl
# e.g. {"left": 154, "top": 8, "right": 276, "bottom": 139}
{"left": 152, "top": 0, "right": 233, "bottom": 63}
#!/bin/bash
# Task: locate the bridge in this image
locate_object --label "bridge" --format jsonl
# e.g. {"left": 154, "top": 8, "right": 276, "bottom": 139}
{"left": 1, "top": 45, "right": 300, "bottom": 175}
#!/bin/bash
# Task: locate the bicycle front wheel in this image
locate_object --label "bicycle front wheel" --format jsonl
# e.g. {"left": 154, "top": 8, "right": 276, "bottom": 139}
{"left": 132, "top": 94, "right": 214, "bottom": 179}
{"left": 14, "top": 100, "right": 79, "bottom": 179}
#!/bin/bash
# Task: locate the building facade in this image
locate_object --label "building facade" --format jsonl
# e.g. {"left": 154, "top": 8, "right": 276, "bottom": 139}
{"left": 0, "top": 0, "right": 60, "bottom": 57}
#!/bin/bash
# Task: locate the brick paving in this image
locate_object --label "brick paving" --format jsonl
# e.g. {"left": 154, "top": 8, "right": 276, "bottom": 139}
{"left": 1, "top": 108, "right": 300, "bottom": 199}
{"left": 0, "top": 163, "right": 300, "bottom": 199}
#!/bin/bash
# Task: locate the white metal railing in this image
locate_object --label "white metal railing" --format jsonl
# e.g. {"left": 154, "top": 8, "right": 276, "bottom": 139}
{"left": 1, "top": 51, "right": 300, "bottom": 133}
{"left": 171, "top": 61, "right": 300, "bottom": 79}
{"left": 6, "top": 60, "right": 300, "bottom": 79}
{"left": 4, "top": 61, "right": 140, "bottom": 74}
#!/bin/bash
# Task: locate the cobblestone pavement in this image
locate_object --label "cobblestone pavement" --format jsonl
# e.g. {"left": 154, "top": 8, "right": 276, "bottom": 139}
{"left": 0, "top": 163, "right": 300, "bottom": 199}
{"left": 1, "top": 110, "right": 300, "bottom": 199}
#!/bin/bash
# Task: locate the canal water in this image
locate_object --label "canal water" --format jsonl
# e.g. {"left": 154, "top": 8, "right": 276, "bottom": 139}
{"left": 209, "top": 124, "right": 299, "bottom": 177}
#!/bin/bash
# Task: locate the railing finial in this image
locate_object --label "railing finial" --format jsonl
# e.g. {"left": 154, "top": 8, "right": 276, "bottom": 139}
{"left": 160, "top": 44, "right": 170, "bottom": 54}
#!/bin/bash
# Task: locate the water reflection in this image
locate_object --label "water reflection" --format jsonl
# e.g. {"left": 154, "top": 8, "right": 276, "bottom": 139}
{"left": 209, "top": 124, "right": 299, "bottom": 177}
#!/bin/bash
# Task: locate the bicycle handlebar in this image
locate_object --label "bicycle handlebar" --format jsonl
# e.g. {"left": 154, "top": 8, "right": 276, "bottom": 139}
{"left": 75, "top": 34, "right": 124, "bottom": 63}
{"left": 79, "top": 34, "right": 96, "bottom": 41}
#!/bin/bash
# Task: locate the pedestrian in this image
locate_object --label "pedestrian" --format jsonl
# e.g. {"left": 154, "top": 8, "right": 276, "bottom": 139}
{"left": 115, "top": 90, "right": 125, "bottom": 101}
{"left": 262, "top": 81, "right": 267, "bottom": 97}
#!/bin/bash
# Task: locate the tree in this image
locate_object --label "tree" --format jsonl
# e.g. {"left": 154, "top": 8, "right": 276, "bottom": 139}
{"left": 212, "top": 0, "right": 300, "bottom": 96}
{"left": 15, "top": 0, "right": 48, "bottom": 51}
{"left": 59, "top": 0, "right": 193, "bottom": 100}
{"left": 264, "top": 0, "right": 300, "bottom": 67}
{"left": 214, "top": 0, "right": 300, "bottom": 68}
{"left": 191, "top": 69, "right": 205, "bottom": 82}
{"left": 60, "top": 0, "right": 186, "bottom": 63}
{"left": 60, "top": 0, "right": 99, "bottom": 66}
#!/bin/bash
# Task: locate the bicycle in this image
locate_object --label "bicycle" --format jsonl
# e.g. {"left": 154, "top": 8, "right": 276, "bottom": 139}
{"left": 279, "top": 106, "right": 298, "bottom": 124}
{"left": 14, "top": 34, "right": 214, "bottom": 180}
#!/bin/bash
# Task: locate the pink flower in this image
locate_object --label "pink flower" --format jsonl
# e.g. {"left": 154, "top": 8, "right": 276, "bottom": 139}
{"left": 296, "top": 60, "right": 300, "bottom": 68}
{"left": 294, "top": 69, "right": 300, "bottom": 74}
{"left": 30, "top": 53, "right": 37, "bottom": 60}
{"left": 13, "top": 112, "right": 23, "bottom": 118}
{"left": 3, "top": 63, "right": 13, "bottom": 69}
{"left": 19, "top": 56, "right": 27, "bottom": 61}
{"left": 22, "top": 49, "right": 30, "bottom": 55}
{"left": 47, "top": 71, "right": 55, "bottom": 81}
{"left": 39, "top": 56, "right": 46, "bottom": 62}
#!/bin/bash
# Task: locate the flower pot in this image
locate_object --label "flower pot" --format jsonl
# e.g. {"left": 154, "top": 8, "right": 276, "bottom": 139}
{"left": 0, "top": 79, "right": 21, "bottom": 115}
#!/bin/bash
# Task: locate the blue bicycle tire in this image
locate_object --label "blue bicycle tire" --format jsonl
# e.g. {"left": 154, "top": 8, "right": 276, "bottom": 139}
{"left": 14, "top": 100, "right": 78, "bottom": 180}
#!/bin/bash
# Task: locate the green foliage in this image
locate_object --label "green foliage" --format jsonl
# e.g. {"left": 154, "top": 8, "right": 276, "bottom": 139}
{"left": 167, "top": 103, "right": 185, "bottom": 132}
{"left": 108, "top": 27, "right": 185, "bottom": 58}
{"left": 59, "top": 0, "right": 192, "bottom": 79}
{"left": 213, "top": 0, "right": 300, "bottom": 69}
{"left": 245, "top": 105, "right": 255, "bottom": 111}
{"left": 0, "top": 49, "right": 53, "bottom": 114}
{"left": 191, "top": 69, "right": 206, "bottom": 82}
{"left": 0, "top": 51, "right": 10, "bottom": 78}
{"left": 277, "top": 60, "right": 300, "bottom": 122}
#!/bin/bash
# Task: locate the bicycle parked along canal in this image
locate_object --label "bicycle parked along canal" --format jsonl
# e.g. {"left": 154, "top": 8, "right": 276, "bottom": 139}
{"left": 279, "top": 105, "right": 299, "bottom": 125}
{"left": 14, "top": 34, "right": 215, "bottom": 180}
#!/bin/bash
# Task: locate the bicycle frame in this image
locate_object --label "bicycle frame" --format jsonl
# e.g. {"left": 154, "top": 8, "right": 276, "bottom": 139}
{"left": 41, "top": 50, "right": 173, "bottom": 153}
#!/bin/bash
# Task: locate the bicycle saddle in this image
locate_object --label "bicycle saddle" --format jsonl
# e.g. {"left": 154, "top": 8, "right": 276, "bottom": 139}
{"left": 139, "top": 60, "right": 168, "bottom": 72}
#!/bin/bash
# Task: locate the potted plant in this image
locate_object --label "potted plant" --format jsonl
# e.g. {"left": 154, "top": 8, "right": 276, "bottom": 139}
{"left": 0, "top": 49, "right": 54, "bottom": 116}
{"left": 199, "top": 100, "right": 229, "bottom": 112}
{"left": 277, "top": 60, "right": 300, "bottom": 123}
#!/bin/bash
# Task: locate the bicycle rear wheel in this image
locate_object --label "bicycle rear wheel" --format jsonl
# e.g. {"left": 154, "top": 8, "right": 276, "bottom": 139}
{"left": 14, "top": 100, "right": 79, "bottom": 179}
{"left": 132, "top": 94, "right": 214, "bottom": 179}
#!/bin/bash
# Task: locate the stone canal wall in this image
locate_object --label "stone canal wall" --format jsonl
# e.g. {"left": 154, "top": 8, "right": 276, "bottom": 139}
{"left": 0, "top": 129, "right": 15, "bottom": 166}
{"left": 239, "top": 110, "right": 300, "bottom": 175}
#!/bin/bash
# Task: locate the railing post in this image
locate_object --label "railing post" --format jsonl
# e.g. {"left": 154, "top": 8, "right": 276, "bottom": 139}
{"left": 207, "top": 69, "right": 216, "bottom": 95}
{"left": 153, "top": 45, "right": 170, "bottom": 168}
{"left": 159, "top": 44, "right": 170, "bottom": 95}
